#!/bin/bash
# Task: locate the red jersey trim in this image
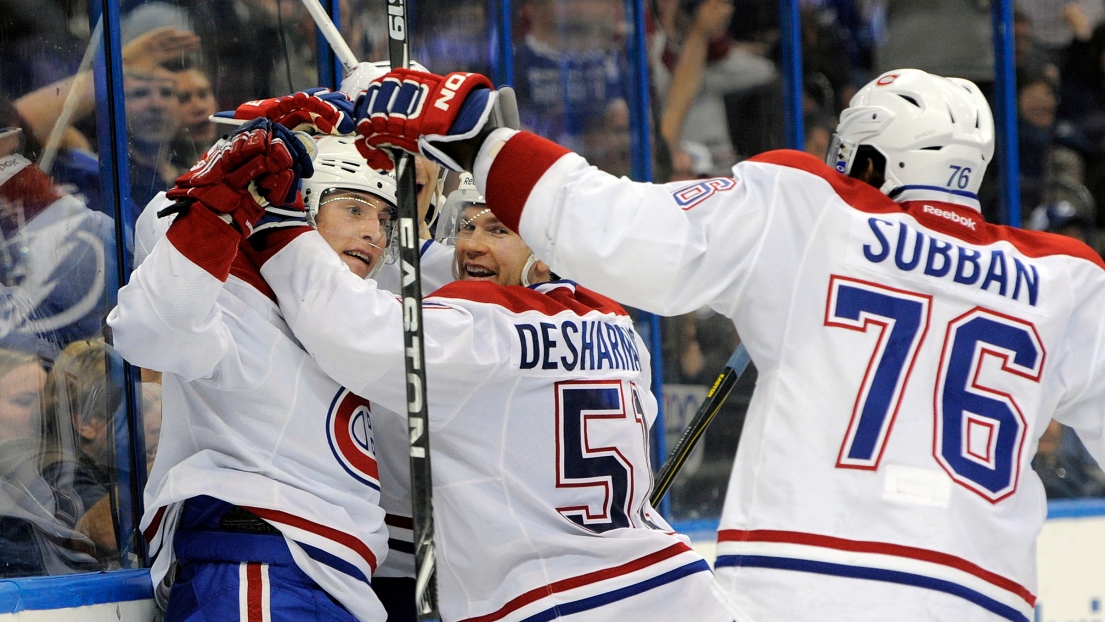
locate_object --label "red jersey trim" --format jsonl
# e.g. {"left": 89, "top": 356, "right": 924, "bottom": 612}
{"left": 717, "top": 528, "right": 1035, "bottom": 606}
{"left": 244, "top": 506, "right": 379, "bottom": 573}
{"left": 485, "top": 132, "right": 570, "bottom": 233}
{"left": 751, "top": 150, "right": 1105, "bottom": 268}
{"left": 431, "top": 280, "right": 628, "bottom": 317}
{"left": 166, "top": 206, "right": 242, "bottom": 282}
{"left": 459, "top": 542, "right": 695, "bottom": 622}
{"left": 142, "top": 505, "right": 167, "bottom": 545}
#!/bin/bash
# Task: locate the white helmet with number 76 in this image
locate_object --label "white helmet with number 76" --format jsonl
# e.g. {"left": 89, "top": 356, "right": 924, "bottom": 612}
{"left": 826, "top": 69, "right": 995, "bottom": 199}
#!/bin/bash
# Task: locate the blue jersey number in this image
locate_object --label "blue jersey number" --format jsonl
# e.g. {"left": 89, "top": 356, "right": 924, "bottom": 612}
{"left": 555, "top": 381, "right": 645, "bottom": 533}
{"left": 826, "top": 277, "right": 931, "bottom": 469}
{"left": 827, "top": 277, "right": 1043, "bottom": 502}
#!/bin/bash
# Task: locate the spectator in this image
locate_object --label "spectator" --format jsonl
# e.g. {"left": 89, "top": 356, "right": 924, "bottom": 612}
{"left": 165, "top": 58, "right": 218, "bottom": 174}
{"left": 123, "top": 65, "right": 182, "bottom": 226}
{"left": 1018, "top": 0, "right": 1105, "bottom": 68}
{"left": 513, "top": 0, "right": 631, "bottom": 159}
{"left": 46, "top": 338, "right": 126, "bottom": 568}
{"left": 1030, "top": 178, "right": 1096, "bottom": 240}
{"left": 653, "top": 0, "right": 776, "bottom": 171}
{"left": 873, "top": 0, "right": 994, "bottom": 97}
{"left": 0, "top": 347, "right": 98, "bottom": 577}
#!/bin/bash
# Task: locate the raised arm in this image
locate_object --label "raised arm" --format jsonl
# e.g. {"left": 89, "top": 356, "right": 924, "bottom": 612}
{"left": 108, "top": 119, "right": 311, "bottom": 379}
{"left": 256, "top": 227, "right": 499, "bottom": 417}
{"left": 349, "top": 69, "right": 770, "bottom": 316}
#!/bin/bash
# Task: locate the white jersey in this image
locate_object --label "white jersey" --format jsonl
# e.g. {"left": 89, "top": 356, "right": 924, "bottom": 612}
{"left": 106, "top": 208, "right": 388, "bottom": 621}
{"left": 371, "top": 238, "right": 456, "bottom": 579}
{"left": 374, "top": 237, "right": 456, "bottom": 296}
{"left": 260, "top": 230, "right": 747, "bottom": 622}
{"left": 474, "top": 130, "right": 1105, "bottom": 622}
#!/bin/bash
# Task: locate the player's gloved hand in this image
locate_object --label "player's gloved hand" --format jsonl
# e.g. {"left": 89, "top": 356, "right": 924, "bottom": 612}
{"left": 226, "top": 88, "right": 356, "bottom": 135}
{"left": 166, "top": 118, "right": 314, "bottom": 238}
{"left": 352, "top": 69, "right": 497, "bottom": 172}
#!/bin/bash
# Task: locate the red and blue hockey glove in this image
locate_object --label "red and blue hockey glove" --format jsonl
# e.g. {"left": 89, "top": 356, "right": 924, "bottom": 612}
{"left": 226, "top": 88, "right": 356, "bottom": 135}
{"left": 166, "top": 118, "right": 314, "bottom": 238}
{"left": 352, "top": 69, "right": 497, "bottom": 172}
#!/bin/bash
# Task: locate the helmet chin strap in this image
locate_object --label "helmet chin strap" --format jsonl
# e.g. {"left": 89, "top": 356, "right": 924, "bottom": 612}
{"left": 520, "top": 253, "right": 540, "bottom": 287}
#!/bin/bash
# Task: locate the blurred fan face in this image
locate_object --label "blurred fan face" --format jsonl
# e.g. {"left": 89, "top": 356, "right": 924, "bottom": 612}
{"left": 314, "top": 190, "right": 396, "bottom": 279}
{"left": 175, "top": 69, "right": 217, "bottom": 144}
{"left": 0, "top": 362, "right": 45, "bottom": 444}
{"left": 125, "top": 67, "right": 181, "bottom": 145}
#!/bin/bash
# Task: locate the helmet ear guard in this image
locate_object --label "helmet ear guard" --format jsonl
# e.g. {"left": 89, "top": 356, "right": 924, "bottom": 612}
{"left": 827, "top": 69, "right": 995, "bottom": 199}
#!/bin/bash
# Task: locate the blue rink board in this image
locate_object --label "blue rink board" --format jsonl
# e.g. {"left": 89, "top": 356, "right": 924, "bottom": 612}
{"left": 0, "top": 569, "right": 152, "bottom": 613}
{"left": 2, "top": 500, "right": 1104, "bottom": 613}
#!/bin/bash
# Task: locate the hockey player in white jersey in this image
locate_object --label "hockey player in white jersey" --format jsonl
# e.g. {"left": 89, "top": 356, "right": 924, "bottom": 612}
{"left": 106, "top": 120, "right": 396, "bottom": 622}
{"left": 351, "top": 67, "right": 1105, "bottom": 622}
{"left": 245, "top": 168, "right": 748, "bottom": 621}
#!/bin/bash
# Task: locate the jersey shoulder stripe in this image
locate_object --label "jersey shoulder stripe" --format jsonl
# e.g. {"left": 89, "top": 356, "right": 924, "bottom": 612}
{"left": 749, "top": 149, "right": 1105, "bottom": 268}
{"left": 430, "top": 279, "right": 628, "bottom": 317}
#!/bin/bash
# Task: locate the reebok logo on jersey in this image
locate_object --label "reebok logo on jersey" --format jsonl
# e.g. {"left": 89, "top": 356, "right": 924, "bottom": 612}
{"left": 922, "top": 204, "right": 977, "bottom": 230}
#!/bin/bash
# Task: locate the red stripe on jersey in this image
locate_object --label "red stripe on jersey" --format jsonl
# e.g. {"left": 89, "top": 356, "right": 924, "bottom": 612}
{"left": 244, "top": 506, "right": 378, "bottom": 572}
{"left": 245, "top": 562, "right": 264, "bottom": 622}
{"left": 751, "top": 149, "right": 1105, "bottom": 268}
{"left": 718, "top": 529, "right": 1035, "bottom": 606}
{"left": 431, "top": 280, "right": 627, "bottom": 317}
{"left": 459, "top": 542, "right": 695, "bottom": 622}
{"left": 166, "top": 205, "right": 243, "bottom": 282}
{"left": 485, "top": 132, "right": 570, "bottom": 233}
{"left": 143, "top": 505, "right": 167, "bottom": 545}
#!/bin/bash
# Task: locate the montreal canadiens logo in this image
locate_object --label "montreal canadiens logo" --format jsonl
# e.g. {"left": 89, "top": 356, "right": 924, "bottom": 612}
{"left": 326, "top": 388, "right": 381, "bottom": 490}
{"left": 876, "top": 73, "right": 899, "bottom": 86}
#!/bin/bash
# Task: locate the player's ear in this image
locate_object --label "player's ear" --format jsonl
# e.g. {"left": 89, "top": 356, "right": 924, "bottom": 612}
{"left": 530, "top": 258, "right": 553, "bottom": 285}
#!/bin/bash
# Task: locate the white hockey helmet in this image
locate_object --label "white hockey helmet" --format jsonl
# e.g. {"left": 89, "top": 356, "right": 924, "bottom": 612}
{"left": 826, "top": 69, "right": 995, "bottom": 198}
{"left": 304, "top": 134, "right": 399, "bottom": 270}
{"left": 434, "top": 172, "right": 484, "bottom": 246}
{"left": 339, "top": 59, "right": 431, "bottom": 100}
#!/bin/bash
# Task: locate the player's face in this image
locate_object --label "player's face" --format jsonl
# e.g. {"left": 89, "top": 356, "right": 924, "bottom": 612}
{"left": 454, "top": 205, "right": 535, "bottom": 286}
{"left": 314, "top": 190, "right": 395, "bottom": 279}
{"left": 0, "top": 362, "right": 45, "bottom": 444}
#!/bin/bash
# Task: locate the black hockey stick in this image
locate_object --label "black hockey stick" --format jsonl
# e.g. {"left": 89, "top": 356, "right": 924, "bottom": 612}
{"left": 384, "top": 1, "right": 440, "bottom": 620}
{"left": 650, "top": 343, "right": 752, "bottom": 507}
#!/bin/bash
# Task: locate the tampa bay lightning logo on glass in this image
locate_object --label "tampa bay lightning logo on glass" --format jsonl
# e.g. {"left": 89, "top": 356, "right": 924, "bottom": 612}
{"left": 326, "top": 388, "right": 381, "bottom": 490}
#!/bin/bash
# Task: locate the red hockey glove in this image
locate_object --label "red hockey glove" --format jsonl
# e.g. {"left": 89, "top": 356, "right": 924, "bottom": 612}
{"left": 229, "top": 88, "right": 355, "bottom": 135}
{"left": 166, "top": 118, "right": 314, "bottom": 238}
{"left": 352, "top": 69, "right": 497, "bottom": 172}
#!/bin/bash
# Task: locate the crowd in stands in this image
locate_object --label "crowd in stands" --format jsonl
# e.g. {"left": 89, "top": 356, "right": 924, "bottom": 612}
{"left": 0, "top": 0, "right": 1102, "bottom": 582}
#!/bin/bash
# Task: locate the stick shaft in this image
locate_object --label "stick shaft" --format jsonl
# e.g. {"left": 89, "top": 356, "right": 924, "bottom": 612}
{"left": 300, "top": 0, "right": 359, "bottom": 75}
{"left": 650, "top": 344, "right": 751, "bottom": 507}
{"left": 384, "top": 1, "right": 440, "bottom": 620}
